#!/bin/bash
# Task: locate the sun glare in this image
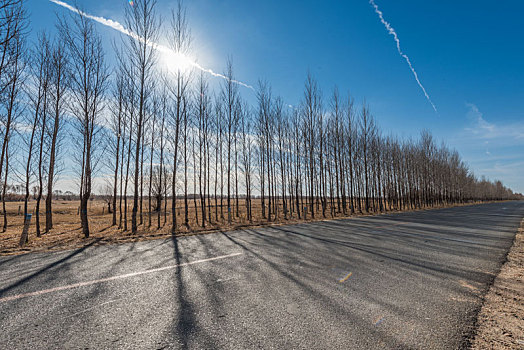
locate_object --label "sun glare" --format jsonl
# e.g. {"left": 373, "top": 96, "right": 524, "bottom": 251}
{"left": 162, "top": 51, "right": 194, "bottom": 73}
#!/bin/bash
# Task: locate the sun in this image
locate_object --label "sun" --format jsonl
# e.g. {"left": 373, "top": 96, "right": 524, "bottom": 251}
{"left": 162, "top": 50, "right": 194, "bottom": 73}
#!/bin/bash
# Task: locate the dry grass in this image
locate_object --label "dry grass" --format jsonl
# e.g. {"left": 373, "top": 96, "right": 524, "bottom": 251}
{"left": 0, "top": 198, "right": 495, "bottom": 256}
{"left": 471, "top": 219, "right": 524, "bottom": 349}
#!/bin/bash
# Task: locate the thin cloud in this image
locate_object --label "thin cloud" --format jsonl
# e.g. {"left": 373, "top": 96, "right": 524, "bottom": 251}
{"left": 464, "top": 102, "right": 524, "bottom": 141}
{"left": 49, "top": 0, "right": 254, "bottom": 90}
{"left": 369, "top": 0, "right": 437, "bottom": 113}
{"left": 452, "top": 104, "right": 524, "bottom": 193}
{"left": 466, "top": 103, "right": 495, "bottom": 135}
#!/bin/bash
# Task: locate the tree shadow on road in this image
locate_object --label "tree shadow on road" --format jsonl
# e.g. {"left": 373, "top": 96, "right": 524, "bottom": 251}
{"left": 0, "top": 238, "right": 102, "bottom": 297}
{"left": 170, "top": 233, "right": 198, "bottom": 350}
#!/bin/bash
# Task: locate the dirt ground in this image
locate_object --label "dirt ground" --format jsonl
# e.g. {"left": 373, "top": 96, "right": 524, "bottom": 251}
{"left": 0, "top": 198, "right": 499, "bottom": 256}
{"left": 471, "top": 219, "right": 524, "bottom": 349}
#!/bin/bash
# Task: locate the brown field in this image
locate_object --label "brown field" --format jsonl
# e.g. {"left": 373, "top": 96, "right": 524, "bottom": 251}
{"left": 0, "top": 198, "right": 492, "bottom": 255}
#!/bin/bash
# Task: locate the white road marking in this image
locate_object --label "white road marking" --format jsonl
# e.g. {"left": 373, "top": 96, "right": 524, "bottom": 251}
{"left": 0, "top": 252, "right": 243, "bottom": 303}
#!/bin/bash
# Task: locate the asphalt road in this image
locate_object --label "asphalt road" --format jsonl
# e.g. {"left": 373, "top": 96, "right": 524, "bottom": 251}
{"left": 1, "top": 201, "right": 523, "bottom": 349}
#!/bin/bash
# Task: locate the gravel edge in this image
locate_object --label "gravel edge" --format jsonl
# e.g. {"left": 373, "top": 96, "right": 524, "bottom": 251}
{"left": 470, "top": 218, "right": 524, "bottom": 349}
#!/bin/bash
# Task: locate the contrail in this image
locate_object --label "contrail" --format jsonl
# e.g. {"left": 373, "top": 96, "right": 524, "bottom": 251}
{"left": 369, "top": 0, "right": 437, "bottom": 113}
{"left": 49, "top": 0, "right": 254, "bottom": 90}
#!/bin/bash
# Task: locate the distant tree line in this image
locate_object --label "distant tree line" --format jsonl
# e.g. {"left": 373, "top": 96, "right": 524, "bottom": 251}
{"left": 0, "top": 0, "right": 520, "bottom": 238}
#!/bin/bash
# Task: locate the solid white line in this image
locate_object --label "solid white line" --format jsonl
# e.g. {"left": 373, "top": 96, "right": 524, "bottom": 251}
{"left": 0, "top": 252, "right": 243, "bottom": 303}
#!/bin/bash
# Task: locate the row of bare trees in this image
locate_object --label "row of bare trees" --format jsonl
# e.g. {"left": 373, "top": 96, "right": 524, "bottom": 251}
{"left": 0, "top": 0, "right": 27, "bottom": 234}
{"left": 250, "top": 80, "right": 518, "bottom": 221}
{"left": 0, "top": 0, "right": 520, "bottom": 239}
{"left": 91, "top": 0, "right": 523, "bottom": 235}
{"left": 0, "top": 0, "right": 108, "bottom": 238}
{"left": 107, "top": 65, "right": 519, "bottom": 234}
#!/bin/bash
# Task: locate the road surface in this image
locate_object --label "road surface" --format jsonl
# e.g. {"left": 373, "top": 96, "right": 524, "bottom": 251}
{"left": 1, "top": 201, "right": 523, "bottom": 349}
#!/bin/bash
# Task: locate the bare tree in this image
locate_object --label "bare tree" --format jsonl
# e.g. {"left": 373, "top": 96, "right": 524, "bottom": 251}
{"left": 156, "top": 84, "right": 168, "bottom": 228}
{"left": 256, "top": 81, "right": 273, "bottom": 221}
{"left": 358, "top": 104, "right": 375, "bottom": 213}
{"left": 220, "top": 59, "right": 238, "bottom": 224}
{"left": 0, "top": 0, "right": 25, "bottom": 232}
{"left": 0, "top": 0, "right": 26, "bottom": 98}
{"left": 302, "top": 73, "right": 321, "bottom": 219}
{"left": 124, "top": 0, "right": 159, "bottom": 234}
{"left": 274, "top": 98, "right": 288, "bottom": 219}
{"left": 196, "top": 72, "right": 210, "bottom": 227}
{"left": 23, "top": 32, "right": 50, "bottom": 227}
{"left": 44, "top": 39, "right": 67, "bottom": 232}
{"left": 147, "top": 93, "right": 157, "bottom": 227}
{"left": 182, "top": 93, "right": 190, "bottom": 227}
{"left": 59, "top": 8, "right": 109, "bottom": 238}
{"left": 212, "top": 99, "right": 223, "bottom": 222}
{"left": 240, "top": 102, "right": 253, "bottom": 222}
{"left": 110, "top": 66, "right": 125, "bottom": 226}
{"left": 33, "top": 37, "right": 51, "bottom": 238}
{"left": 122, "top": 89, "right": 135, "bottom": 232}
{"left": 167, "top": 0, "right": 192, "bottom": 233}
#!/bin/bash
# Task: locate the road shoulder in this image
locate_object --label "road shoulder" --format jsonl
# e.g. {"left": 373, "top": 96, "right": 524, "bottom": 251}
{"left": 471, "top": 218, "right": 524, "bottom": 349}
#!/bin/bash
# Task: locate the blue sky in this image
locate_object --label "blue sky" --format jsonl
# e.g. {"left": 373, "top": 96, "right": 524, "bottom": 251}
{"left": 27, "top": 0, "right": 524, "bottom": 193}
